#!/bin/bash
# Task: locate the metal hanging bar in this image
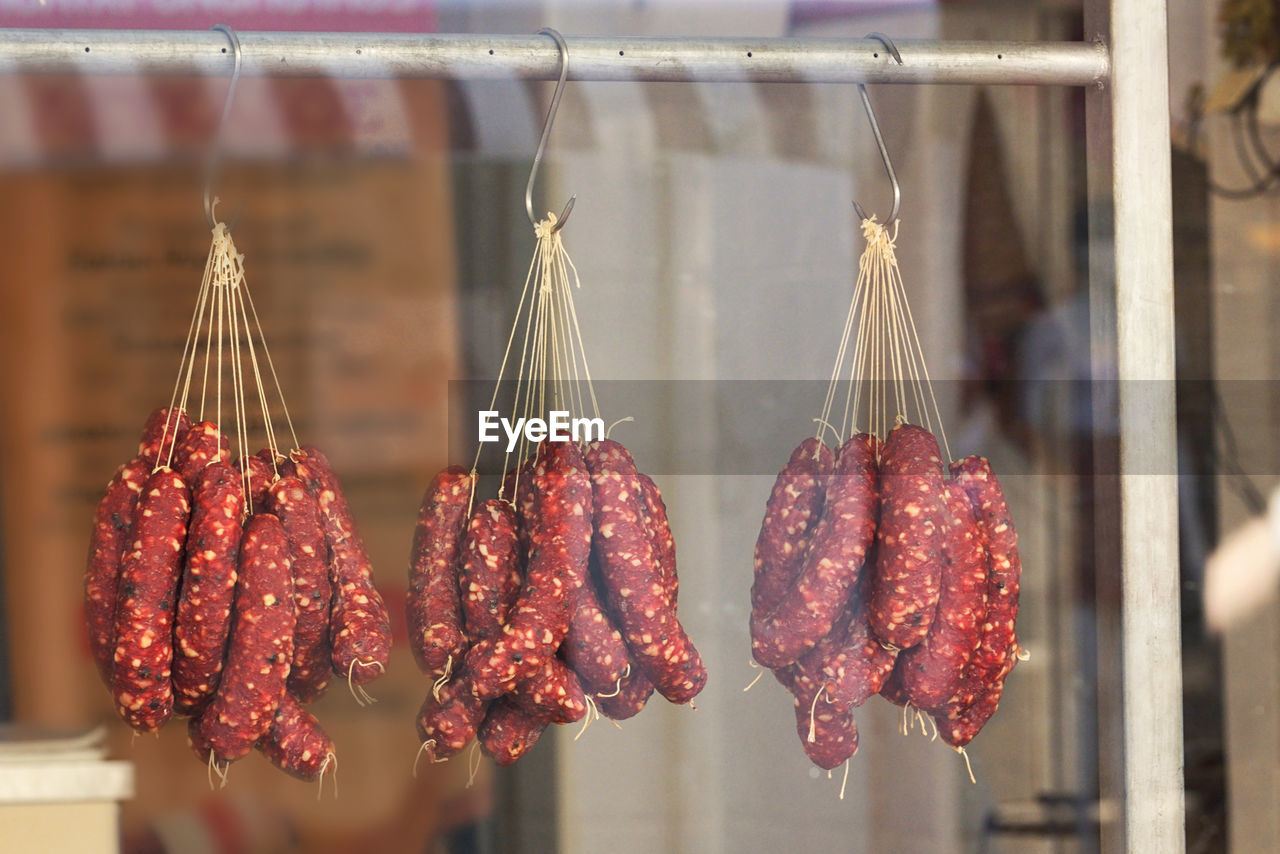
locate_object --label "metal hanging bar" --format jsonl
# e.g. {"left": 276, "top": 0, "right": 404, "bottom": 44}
{"left": 0, "top": 30, "right": 1108, "bottom": 86}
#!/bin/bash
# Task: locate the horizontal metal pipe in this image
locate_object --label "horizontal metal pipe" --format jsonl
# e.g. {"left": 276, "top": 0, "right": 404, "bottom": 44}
{"left": 0, "top": 30, "right": 1108, "bottom": 87}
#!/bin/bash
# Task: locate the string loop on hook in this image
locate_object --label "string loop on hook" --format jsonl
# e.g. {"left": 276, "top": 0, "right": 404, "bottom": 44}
{"left": 204, "top": 24, "right": 243, "bottom": 229}
{"left": 853, "top": 32, "right": 902, "bottom": 227}
{"left": 525, "top": 27, "right": 575, "bottom": 232}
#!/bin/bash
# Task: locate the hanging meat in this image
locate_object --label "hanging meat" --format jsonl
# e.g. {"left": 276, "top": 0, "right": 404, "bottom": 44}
{"left": 747, "top": 215, "right": 1024, "bottom": 783}
{"left": 412, "top": 210, "right": 706, "bottom": 771}
{"left": 84, "top": 220, "right": 382, "bottom": 789}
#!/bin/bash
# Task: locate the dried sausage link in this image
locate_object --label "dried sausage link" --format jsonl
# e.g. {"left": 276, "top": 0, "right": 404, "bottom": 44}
{"left": 777, "top": 597, "right": 856, "bottom": 702}
{"left": 752, "top": 437, "right": 834, "bottom": 622}
{"left": 406, "top": 465, "right": 472, "bottom": 676}
{"left": 288, "top": 446, "right": 391, "bottom": 685}
{"left": 951, "top": 455, "right": 1021, "bottom": 694}
{"left": 934, "top": 456, "right": 1022, "bottom": 747}
{"left": 172, "top": 421, "right": 231, "bottom": 485}
{"left": 187, "top": 716, "right": 216, "bottom": 765}
{"left": 415, "top": 670, "right": 488, "bottom": 760}
{"left": 195, "top": 513, "right": 295, "bottom": 762}
{"left": 138, "top": 406, "right": 191, "bottom": 468}
{"left": 878, "top": 658, "right": 911, "bottom": 708}
{"left": 172, "top": 462, "right": 244, "bottom": 716}
{"left": 85, "top": 456, "right": 149, "bottom": 685}
{"left": 111, "top": 467, "right": 191, "bottom": 732}
{"left": 586, "top": 439, "right": 706, "bottom": 705}
{"left": 637, "top": 473, "right": 679, "bottom": 606}
{"left": 774, "top": 610, "right": 847, "bottom": 702}
{"left": 270, "top": 476, "right": 333, "bottom": 703}
{"left": 237, "top": 451, "right": 278, "bottom": 513}
{"left": 816, "top": 579, "right": 898, "bottom": 711}
{"left": 752, "top": 434, "right": 878, "bottom": 668}
{"left": 563, "top": 549, "right": 631, "bottom": 694}
{"left": 458, "top": 498, "right": 521, "bottom": 642}
{"left": 503, "top": 452, "right": 540, "bottom": 554}
{"left": 478, "top": 698, "right": 547, "bottom": 767}
{"left": 510, "top": 657, "right": 588, "bottom": 724}
{"left": 791, "top": 692, "right": 859, "bottom": 771}
{"left": 869, "top": 423, "right": 947, "bottom": 649}
{"left": 467, "top": 442, "right": 591, "bottom": 698}
{"left": 896, "top": 481, "right": 987, "bottom": 713}
{"left": 594, "top": 667, "right": 654, "bottom": 721}
{"left": 774, "top": 659, "right": 859, "bottom": 770}
{"left": 256, "top": 693, "right": 335, "bottom": 781}
{"left": 936, "top": 669, "right": 1015, "bottom": 749}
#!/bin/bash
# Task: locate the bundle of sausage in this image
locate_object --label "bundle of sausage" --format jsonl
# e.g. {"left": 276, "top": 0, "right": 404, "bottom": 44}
{"left": 748, "top": 217, "right": 1023, "bottom": 776}
{"left": 83, "top": 223, "right": 391, "bottom": 786}
{"left": 750, "top": 424, "right": 1022, "bottom": 771}
{"left": 409, "top": 211, "right": 705, "bottom": 768}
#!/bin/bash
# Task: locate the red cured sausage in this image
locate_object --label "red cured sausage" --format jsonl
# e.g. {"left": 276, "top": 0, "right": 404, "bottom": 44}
{"left": 257, "top": 693, "right": 336, "bottom": 781}
{"left": 896, "top": 481, "right": 987, "bottom": 712}
{"left": 775, "top": 595, "right": 854, "bottom": 700}
{"left": 478, "top": 698, "right": 547, "bottom": 767}
{"left": 594, "top": 667, "right": 655, "bottom": 721}
{"left": 172, "top": 462, "right": 244, "bottom": 716}
{"left": 952, "top": 456, "right": 1021, "bottom": 689}
{"left": 172, "top": 421, "right": 231, "bottom": 486}
{"left": 562, "top": 550, "right": 631, "bottom": 695}
{"left": 586, "top": 439, "right": 705, "bottom": 705}
{"left": 187, "top": 715, "right": 215, "bottom": 766}
{"left": 467, "top": 442, "right": 591, "bottom": 699}
{"left": 138, "top": 406, "right": 191, "bottom": 469}
{"left": 878, "top": 659, "right": 911, "bottom": 708}
{"left": 816, "top": 581, "right": 898, "bottom": 711}
{"left": 774, "top": 609, "right": 845, "bottom": 701}
{"left": 289, "top": 447, "right": 391, "bottom": 686}
{"left": 935, "top": 456, "right": 1022, "bottom": 748}
{"left": 457, "top": 498, "right": 521, "bottom": 643}
{"left": 751, "top": 438, "right": 834, "bottom": 621}
{"left": 937, "top": 674, "right": 1009, "bottom": 749}
{"left": 195, "top": 513, "right": 295, "bottom": 762}
{"left": 637, "top": 473, "right": 678, "bottom": 605}
{"left": 792, "top": 692, "right": 859, "bottom": 770}
{"left": 774, "top": 658, "right": 859, "bottom": 770}
{"left": 752, "top": 434, "right": 878, "bottom": 668}
{"left": 415, "top": 670, "right": 488, "bottom": 761}
{"left": 869, "top": 423, "right": 947, "bottom": 650}
{"left": 407, "top": 466, "right": 472, "bottom": 676}
{"left": 503, "top": 451, "right": 540, "bottom": 553}
{"left": 111, "top": 467, "right": 191, "bottom": 732}
{"left": 509, "top": 657, "right": 588, "bottom": 724}
{"left": 237, "top": 451, "right": 277, "bottom": 513}
{"left": 269, "top": 476, "right": 333, "bottom": 704}
{"left": 413, "top": 487, "right": 516, "bottom": 763}
{"left": 85, "top": 457, "right": 149, "bottom": 685}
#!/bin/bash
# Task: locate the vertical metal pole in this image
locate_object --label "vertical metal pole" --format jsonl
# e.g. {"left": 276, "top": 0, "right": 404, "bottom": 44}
{"left": 1082, "top": 54, "right": 1125, "bottom": 848}
{"left": 1109, "top": 0, "right": 1185, "bottom": 850}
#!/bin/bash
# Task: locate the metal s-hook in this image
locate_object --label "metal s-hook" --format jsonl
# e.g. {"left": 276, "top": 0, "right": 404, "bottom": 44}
{"left": 525, "top": 27, "right": 575, "bottom": 232}
{"left": 853, "top": 32, "right": 903, "bottom": 226}
{"left": 204, "top": 24, "right": 243, "bottom": 228}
